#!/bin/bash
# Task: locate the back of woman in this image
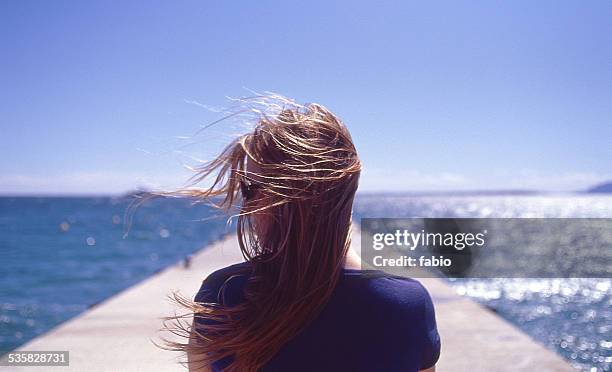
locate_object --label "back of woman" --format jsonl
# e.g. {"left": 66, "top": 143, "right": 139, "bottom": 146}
{"left": 196, "top": 262, "right": 440, "bottom": 372}
{"left": 160, "top": 95, "right": 441, "bottom": 372}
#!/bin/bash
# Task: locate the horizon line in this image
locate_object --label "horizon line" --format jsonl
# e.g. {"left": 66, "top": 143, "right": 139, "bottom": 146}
{"left": 0, "top": 189, "right": 603, "bottom": 198}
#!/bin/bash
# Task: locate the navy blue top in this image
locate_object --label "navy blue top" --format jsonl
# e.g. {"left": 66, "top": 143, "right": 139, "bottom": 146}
{"left": 194, "top": 262, "right": 441, "bottom": 372}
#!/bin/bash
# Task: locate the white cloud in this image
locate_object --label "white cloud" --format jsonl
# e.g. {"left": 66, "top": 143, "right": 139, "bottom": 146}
{"left": 359, "top": 168, "right": 468, "bottom": 192}
{"left": 358, "top": 167, "right": 612, "bottom": 192}
{"left": 1, "top": 168, "right": 610, "bottom": 195}
{"left": 0, "top": 170, "right": 195, "bottom": 195}
{"left": 503, "top": 170, "right": 612, "bottom": 191}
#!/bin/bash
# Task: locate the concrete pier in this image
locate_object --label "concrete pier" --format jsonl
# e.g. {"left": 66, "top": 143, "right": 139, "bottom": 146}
{"left": 3, "top": 233, "right": 574, "bottom": 371}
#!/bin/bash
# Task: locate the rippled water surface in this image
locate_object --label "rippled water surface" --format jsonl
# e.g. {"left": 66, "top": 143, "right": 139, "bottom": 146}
{"left": 0, "top": 196, "right": 232, "bottom": 354}
{"left": 354, "top": 194, "right": 612, "bottom": 371}
{"left": 1, "top": 194, "right": 611, "bottom": 371}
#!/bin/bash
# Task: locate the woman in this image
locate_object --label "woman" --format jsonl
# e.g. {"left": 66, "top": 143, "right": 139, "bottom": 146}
{"left": 165, "top": 96, "right": 440, "bottom": 372}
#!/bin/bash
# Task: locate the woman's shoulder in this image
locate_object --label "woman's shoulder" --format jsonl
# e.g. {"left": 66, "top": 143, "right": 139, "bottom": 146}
{"left": 344, "top": 269, "right": 431, "bottom": 293}
{"left": 339, "top": 270, "right": 441, "bottom": 367}
{"left": 194, "top": 262, "right": 252, "bottom": 304}
{"left": 203, "top": 261, "right": 252, "bottom": 283}
{"left": 344, "top": 270, "right": 435, "bottom": 313}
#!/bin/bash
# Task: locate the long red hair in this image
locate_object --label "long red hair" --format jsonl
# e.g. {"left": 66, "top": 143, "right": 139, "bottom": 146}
{"left": 160, "top": 96, "right": 361, "bottom": 371}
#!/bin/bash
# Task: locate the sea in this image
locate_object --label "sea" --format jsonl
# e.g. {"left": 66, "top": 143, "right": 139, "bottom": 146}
{"left": 1, "top": 194, "right": 611, "bottom": 371}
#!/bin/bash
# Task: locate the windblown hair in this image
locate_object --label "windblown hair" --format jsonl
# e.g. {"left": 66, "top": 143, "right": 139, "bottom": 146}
{"left": 159, "top": 95, "right": 361, "bottom": 372}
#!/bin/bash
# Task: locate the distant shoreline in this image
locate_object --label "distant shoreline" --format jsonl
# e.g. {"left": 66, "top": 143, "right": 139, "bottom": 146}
{"left": 4, "top": 189, "right": 612, "bottom": 198}
{"left": 3, "top": 179, "right": 612, "bottom": 198}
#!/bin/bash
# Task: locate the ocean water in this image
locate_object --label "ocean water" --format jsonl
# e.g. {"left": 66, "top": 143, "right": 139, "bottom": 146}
{"left": 353, "top": 194, "right": 612, "bottom": 372}
{"left": 0, "top": 194, "right": 611, "bottom": 371}
{"left": 0, "top": 196, "right": 233, "bottom": 354}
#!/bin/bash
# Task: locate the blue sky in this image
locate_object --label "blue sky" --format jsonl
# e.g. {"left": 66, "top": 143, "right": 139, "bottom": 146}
{"left": 1, "top": 1, "right": 611, "bottom": 194}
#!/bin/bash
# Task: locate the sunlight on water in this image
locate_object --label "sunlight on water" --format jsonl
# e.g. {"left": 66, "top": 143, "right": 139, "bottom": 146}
{"left": 354, "top": 194, "right": 612, "bottom": 371}
{"left": 1, "top": 194, "right": 610, "bottom": 370}
{"left": 0, "top": 196, "right": 232, "bottom": 354}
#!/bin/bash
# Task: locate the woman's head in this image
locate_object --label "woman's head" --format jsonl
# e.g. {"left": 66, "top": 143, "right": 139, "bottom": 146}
{"left": 159, "top": 96, "right": 361, "bottom": 371}
{"left": 236, "top": 104, "right": 361, "bottom": 262}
